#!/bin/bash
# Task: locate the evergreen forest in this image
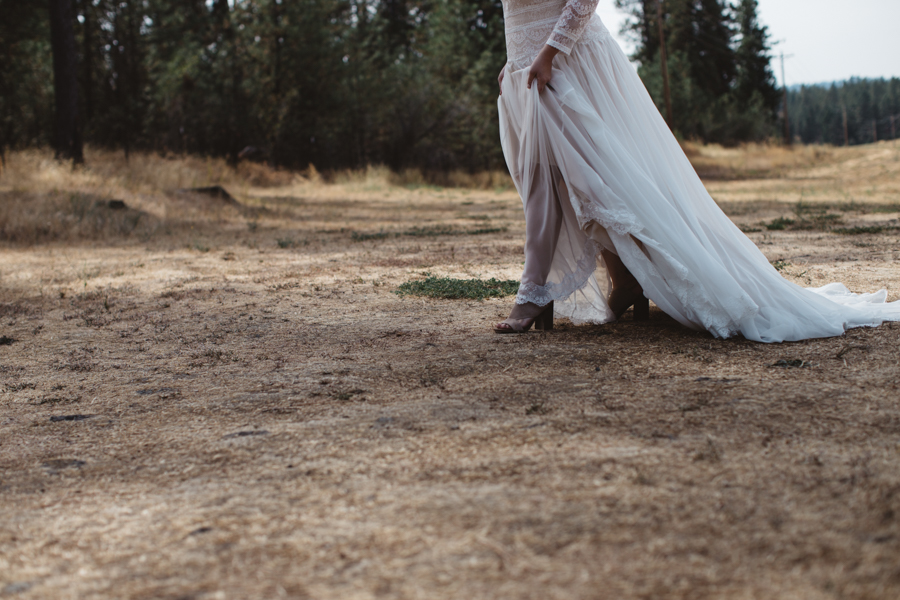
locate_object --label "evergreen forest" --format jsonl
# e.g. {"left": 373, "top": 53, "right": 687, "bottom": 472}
{"left": 1, "top": 0, "right": 894, "bottom": 173}
{"left": 787, "top": 79, "right": 900, "bottom": 147}
{"left": 615, "top": 0, "right": 781, "bottom": 144}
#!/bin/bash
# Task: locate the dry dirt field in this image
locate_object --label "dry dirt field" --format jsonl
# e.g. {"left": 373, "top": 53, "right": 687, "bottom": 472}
{"left": 1, "top": 142, "right": 900, "bottom": 599}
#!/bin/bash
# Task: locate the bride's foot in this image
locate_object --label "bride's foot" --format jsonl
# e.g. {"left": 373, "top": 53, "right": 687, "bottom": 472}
{"left": 493, "top": 301, "right": 554, "bottom": 334}
{"left": 608, "top": 283, "right": 649, "bottom": 321}
{"left": 602, "top": 249, "right": 649, "bottom": 321}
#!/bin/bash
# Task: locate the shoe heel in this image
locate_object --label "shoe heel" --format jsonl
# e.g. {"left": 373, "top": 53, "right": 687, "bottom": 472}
{"left": 535, "top": 301, "right": 554, "bottom": 331}
{"left": 633, "top": 297, "right": 649, "bottom": 321}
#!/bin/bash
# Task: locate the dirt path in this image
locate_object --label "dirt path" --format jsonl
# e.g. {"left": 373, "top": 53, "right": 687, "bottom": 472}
{"left": 2, "top": 145, "right": 900, "bottom": 599}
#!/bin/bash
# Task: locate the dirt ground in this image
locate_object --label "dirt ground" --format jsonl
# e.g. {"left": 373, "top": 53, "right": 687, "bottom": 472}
{"left": 2, "top": 142, "right": 900, "bottom": 599}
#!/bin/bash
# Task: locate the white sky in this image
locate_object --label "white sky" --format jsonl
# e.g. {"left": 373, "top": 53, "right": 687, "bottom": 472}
{"left": 595, "top": 1, "right": 900, "bottom": 85}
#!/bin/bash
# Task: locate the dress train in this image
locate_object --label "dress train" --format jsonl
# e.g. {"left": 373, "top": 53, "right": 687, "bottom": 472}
{"left": 498, "top": 23, "right": 900, "bottom": 343}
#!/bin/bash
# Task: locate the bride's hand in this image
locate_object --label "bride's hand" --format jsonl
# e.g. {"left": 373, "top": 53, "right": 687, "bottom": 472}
{"left": 498, "top": 66, "right": 506, "bottom": 95}
{"left": 527, "top": 45, "right": 560, "bottom": 94}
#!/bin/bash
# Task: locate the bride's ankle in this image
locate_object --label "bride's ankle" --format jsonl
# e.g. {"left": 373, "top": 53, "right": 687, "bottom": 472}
{"left": 612, "top": 278, "right": 641, "bottom": 292}
{"left": 508, "top": 301, "right": 544, "bottom": 320}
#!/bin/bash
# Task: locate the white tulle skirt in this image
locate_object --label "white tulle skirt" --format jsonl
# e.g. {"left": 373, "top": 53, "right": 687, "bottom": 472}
{"left": 498, "top": 33, "right": 900, "bottom": 343}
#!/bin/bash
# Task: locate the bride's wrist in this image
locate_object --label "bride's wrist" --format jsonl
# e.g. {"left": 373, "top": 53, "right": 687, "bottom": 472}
{"left": 539, "top": 45, "right": 560, "bottom": 61}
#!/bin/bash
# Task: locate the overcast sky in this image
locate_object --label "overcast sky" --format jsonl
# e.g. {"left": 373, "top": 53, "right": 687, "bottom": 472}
{"left": 595, "top": 1, "right": 900, "bottom": 85}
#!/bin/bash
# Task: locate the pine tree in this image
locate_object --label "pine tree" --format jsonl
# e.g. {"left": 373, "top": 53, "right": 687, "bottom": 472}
{"left": 668, "top": 0, "right": 735, "bottom": 99}
{"left": 732, "top": 0, "right": 778, "bottom": 114}
{"left": 0, "top": 0, "right": 54, "bottom": 156}
{"left": 614, "top": 0, "right": 662, "bottom": 65}
{"left": 617, "top": 0, "right": 735, "bottom": 98}
{"left": 616, "top": 0, "right": 779, "bottom": 143}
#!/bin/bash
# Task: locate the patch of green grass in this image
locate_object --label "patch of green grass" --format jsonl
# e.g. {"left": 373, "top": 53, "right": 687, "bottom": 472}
{"left": 770, "top": 259, "right": 808, "bottom": 280}
{"left": 836, "top": 201, "right": 900, "bottom": 214}
{"left": 351, "top": 231, "right": 391, "bottom": 242}
{"left": 330, "top": 388, "right": 366, "bottom": 401}
{"left": 352, "top": 226, "right": 507, "bottom": 242}
{"left": 766, "top": 212, "right": 843, "bottom": 232}
{"left": 276, "top": 237, "right": 310, "bottom": 248}
{"left": 805, "top": 213, "right": 842, "bottom": 226}
{"left": 768, "top": 202, "right": 845, "bottom": 232}
{"left": 396, "top": 275, "right": 519, "bottom": 300}
{"left": 771, "top": 359, "right": 810, "bottom": 369}
{"left": 404, "top": 225, "right": 458, "bottom": 237}
{"left": 832, "top": 226, "right": 887, "bottom": 235}
{"left": 793, "top": 201, "right": 839, "bottom": 218}
{"left": 525, "top": 402, "right": 549, "bottom": 416}
{"left": 765, "top": 205, "right": 898, "bottom": 235}
{"left": 867, "top": 204, "right": 900, "bottom": 214}
{"left": 466, "top": 227, "right": 506, "bottom": 235}
{"left": 766, "top": 217, "right": 794, "bottom": 231}
{"left": 403, "top": 183, "right": 443, "bottom": 191}
{"left": 771, "top": 259, "right": 790, "bottom": 272}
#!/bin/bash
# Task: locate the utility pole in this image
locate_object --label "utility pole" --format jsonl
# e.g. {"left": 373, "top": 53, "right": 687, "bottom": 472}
{"left": 780, "top": 52, "right": 793, "bottom": 146}
{"left": 657, "top": 0, "right": 674, "bottom": 129}
{"left": 873, "top": 120, "right": 878, "bottom": 143}
{"left": 843, "top": 106, "right": 849, "bottom": 146}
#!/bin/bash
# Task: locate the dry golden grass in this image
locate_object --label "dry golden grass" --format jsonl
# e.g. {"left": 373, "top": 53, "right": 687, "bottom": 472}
{"left": 682, "top": 141, "right": 840, "bottom": 180}
{"left": 2, "top": 142, "right": 900, "bottom": 600}
{"left": 0, "top": 147, "right": 296, "bottom": 196}
{"left": 0, "top": 149, "right": 514, "bottom": 246}
{"left": 700, "top": 140, "right": 900, "bottom": 208}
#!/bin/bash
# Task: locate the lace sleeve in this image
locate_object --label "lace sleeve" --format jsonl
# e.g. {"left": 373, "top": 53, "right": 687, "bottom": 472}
{"left": 547, "top": 0, "right": 600, "bottom": 55}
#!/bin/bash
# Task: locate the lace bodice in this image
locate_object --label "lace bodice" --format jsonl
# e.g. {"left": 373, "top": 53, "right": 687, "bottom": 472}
{"left": 501, "top": 0, "right": 608, "bottom": 69}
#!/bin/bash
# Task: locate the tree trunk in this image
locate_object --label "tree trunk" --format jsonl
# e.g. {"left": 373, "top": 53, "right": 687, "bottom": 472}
{"left": 80, "top": 0, "right": 94, "bottom": 123}
{"left": 49, "top": 0, "right": 83, "bottom": 165}
{"left": 272, "top": 0, "right": 282, "bottom": 96}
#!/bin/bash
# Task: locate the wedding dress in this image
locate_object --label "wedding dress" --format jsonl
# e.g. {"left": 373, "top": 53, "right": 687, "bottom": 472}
{"left": 498, "top": 0, "right": 900, "bottom": 342}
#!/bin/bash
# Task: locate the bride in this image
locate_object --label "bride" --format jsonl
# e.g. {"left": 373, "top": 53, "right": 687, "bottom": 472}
{"left": 492, "top": 0, "right": 900, "bottom": 342}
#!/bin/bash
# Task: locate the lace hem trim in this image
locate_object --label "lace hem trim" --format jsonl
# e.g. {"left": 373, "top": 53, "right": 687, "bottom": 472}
{"left": 570, "top": 191, "right": 640, "bottom": 237}
{"left": 515, "top": 237, "right": 602, "bottom": 306}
